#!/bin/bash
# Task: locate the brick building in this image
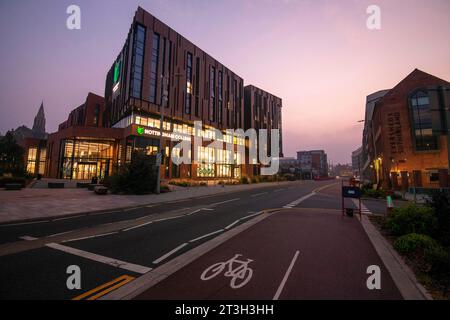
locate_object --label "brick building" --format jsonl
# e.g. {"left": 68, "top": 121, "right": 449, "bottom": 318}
{"left": 39, "top": 7, "right": 283, "bottom": 181}
{"left": 369, "top": 69, "right": 450, "bottom": 191}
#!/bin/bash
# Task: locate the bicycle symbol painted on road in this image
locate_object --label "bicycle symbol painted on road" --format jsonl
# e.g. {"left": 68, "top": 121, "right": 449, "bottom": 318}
{"left": 200, "top": 254, "right": 254, "bottom": 289}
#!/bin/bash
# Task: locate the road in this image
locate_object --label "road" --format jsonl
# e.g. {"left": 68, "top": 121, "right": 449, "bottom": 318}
{"left": 0, "top": 179, "right": 400, "bottom": 300}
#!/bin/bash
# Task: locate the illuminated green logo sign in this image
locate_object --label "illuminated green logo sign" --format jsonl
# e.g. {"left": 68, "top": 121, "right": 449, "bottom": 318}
{"left": 113, "top": 60, "right": 121, "bottom": 84}
{"left": 137, "top": 127, "right": 145, "bottom": 135}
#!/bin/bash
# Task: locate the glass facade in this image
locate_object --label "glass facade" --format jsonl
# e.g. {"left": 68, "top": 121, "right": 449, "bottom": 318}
{"left": 410, "top": 91, "right": 438, "bottom": 151}
{"left": 60, "top": 139, "right": 115, "bottom": 180}
{"left": 185, "top": 52, "right": 193, "bottom": 114}
{"left": 210, "top": 66, "right": 216, "bottom": 122}
{"left": 150, "top": 33, "right": 160, "bottom": 103}
{"left": 130, "top": 24, "right": 146, "bottom": 99}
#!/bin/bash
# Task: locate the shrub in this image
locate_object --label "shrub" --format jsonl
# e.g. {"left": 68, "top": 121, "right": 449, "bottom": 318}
{"left": 429, "top": 192, "right": 450, "bottom": 247}
{"left": 218, "top": 180, "right": 225, "bottom": 185}
{"left": 363, "top": 188, "right": 387, "bottom": 199}
{"left": 240, "top": 176, "right": 249, "bottom": 184}
{"left": 109, "top": 151, "right": 157, "bottom": 195}
{"left": 425, "top": 245, "right": 450, "bottom": 280}
{"left": 251, "top": 177, "right": 258, "bottom": 184}
{"left": 394, "top": 233, "right": 438, "bottom": 257}
{"left": 160, "top": 185, "right": 171, "bottom": 193}
{"left": 386, "top": 205, "right": 436, "bottom": 236}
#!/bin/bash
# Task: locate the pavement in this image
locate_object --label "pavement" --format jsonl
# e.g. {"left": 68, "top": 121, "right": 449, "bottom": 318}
{"left": 0, "top": 180, "right": 297, "bottom": 224}
{"left": 0, "top": 180, "right": 427, "bottom": 300}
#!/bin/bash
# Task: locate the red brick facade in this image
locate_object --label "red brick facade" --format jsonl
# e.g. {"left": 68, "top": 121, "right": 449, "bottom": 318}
{"left": 371, "top": 69, "right": 450, "bottom": 190}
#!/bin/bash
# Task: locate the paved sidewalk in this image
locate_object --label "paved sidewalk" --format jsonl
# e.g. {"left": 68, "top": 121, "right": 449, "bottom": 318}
{"left": 0, "top": 181, "right": 298, "bottom": 224}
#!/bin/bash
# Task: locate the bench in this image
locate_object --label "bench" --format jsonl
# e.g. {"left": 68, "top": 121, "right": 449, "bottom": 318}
{"left": 94, "top": 186, "right": 108, "bottom": 195}
{"left": 77, "top": 182, "right": 90, "bottom": 189}
{"left": 48, "top": 182, "right": 65, "bottom": 189}
{"left": 4, "top": 183, "right": 23, "bottom": 190}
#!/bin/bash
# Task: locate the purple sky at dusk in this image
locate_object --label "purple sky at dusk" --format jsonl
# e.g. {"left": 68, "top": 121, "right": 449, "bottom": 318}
{"left": 0, "top": 0, "right": 449, "bottom": 164}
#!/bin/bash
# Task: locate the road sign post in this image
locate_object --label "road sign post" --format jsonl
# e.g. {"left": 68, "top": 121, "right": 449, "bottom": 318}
{"left": 341, "top": 180, "right": 362, "bottom": 220}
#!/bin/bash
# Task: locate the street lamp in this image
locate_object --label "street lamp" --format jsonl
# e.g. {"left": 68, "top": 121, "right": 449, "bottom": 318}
{"left": 156, "top": 73, "right": 182, "bottom": 194}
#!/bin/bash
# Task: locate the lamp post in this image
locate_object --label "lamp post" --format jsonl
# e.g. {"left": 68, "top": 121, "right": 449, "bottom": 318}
{"left": 156, "top": 73, "right": 182, "bottom": 194}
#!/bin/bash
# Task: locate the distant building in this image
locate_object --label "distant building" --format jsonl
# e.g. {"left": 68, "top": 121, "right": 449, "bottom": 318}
{"left": 330, "top": 163, "right": 353, "bottom": 178}
{"left": 361, "top": 90, "right": 390, "bottom": 182}
{"left": 351, "top": 147, "right": 363, "bottom": 177}
{"left": 297, "top": 150, "right": 328, "bottom": 179}
{"left": 12, "top": 102, "right": 48, "bottom": 143}
{"left": 9, "top": 102, "right": 48, "bottom": 176}
{"left": 279, "top": 157, "right": 301, "bottom": 174}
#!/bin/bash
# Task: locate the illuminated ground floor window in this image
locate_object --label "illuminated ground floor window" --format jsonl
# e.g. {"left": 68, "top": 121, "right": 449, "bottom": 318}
{"left": 198, "top": 163, "right": 215, "bottom": 178}
{"left": 60, "top": 138, "right": 115, "bottom": 180}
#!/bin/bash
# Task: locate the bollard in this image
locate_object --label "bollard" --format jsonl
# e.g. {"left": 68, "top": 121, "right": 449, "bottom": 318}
{"left": 386, "top": 195, "right": 394, "bottom": 215}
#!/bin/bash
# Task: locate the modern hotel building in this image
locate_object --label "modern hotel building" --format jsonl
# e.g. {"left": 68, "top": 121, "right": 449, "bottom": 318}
{"left": 43, "top": 7, "right": 283, "bottom": 181}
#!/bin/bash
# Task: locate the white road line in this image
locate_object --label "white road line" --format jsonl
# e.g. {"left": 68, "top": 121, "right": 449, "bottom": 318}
{"left": 351, "top": 199, "right": 373, "bottom": 215}
{"left": 189, "top": 229, "right": 224, "bottom": 243}
{"left": 19, "top": 236, "right": 38, "bottom": 241}
{"left": 273, "top": 250, "right": 300, "bottom": 300}
{"left": 185, "top": 209, "right": 201, "bottom": 216}
{"left": 153, "top": 243, "right": 188, "bottom": 264}
{"left": 225, "top": 220, "right": 240, "bottom": 230}
{"left": 201, "top": 208, "right": 215, "bottom": 211}
{"left": 210, "top": 198, "right": 240, "bottom": 206}
{"left": 46, "top": 243, "right": 151, "bottom": 274}
{"left": 241, "top": 212, "right": 262, "bottom": 220}
{"left": 154, "top": 215, "right": 184, "bottom": 222}
{"left": 283, "top": 192, "right": 316, "bottom": 208}
{"left": 273, "top": 189, "right": 285, "bottom": 193}
{"left": 251, "top": 192, "right": 268, "bottom": 197}
{"left": 62, "top": 232, "right": 118, "bottom": 243}
{"left": 48, "top": 230, "right": 74, "bottom": 237}
{"left": 225, "top": 212, "right": 262, "bottom": 230}
{"left": 123, "top": 221, "right": 153, "bottom": 232}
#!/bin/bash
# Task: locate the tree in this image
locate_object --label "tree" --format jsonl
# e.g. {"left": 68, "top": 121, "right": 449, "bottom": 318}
{"left": 108, "top": 150, "right": 157, "bottom": 195}
{"left": 0, "top": 131, "right": 26, "bottom": 177}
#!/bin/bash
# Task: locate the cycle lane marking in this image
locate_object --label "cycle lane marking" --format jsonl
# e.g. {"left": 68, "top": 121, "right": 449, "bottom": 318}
{"left": 200, "top": 254, "right": 254, "bottom": 289}
{"left": 273, "top": 250, "right": 300, "bottom": 300}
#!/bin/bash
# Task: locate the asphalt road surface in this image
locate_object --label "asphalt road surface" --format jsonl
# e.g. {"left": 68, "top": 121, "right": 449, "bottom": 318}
{"left": 0, "top": 180, "right": 401, "bottom": 300}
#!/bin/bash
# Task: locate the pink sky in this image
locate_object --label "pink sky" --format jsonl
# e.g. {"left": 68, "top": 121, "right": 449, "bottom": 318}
{"left": 0, "top": 0, "right": 449, "bottom": 163}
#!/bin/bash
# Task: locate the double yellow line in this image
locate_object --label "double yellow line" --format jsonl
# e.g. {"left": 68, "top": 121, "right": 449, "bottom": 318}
{"left": 72, "top": 275, "right": 135, "bottom": 300}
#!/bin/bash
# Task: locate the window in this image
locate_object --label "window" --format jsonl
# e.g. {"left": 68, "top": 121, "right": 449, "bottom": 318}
{"left": 27, "top": 147, "right": 37, "bottom": 174}
{"left": 218, "top": 71, "right": 223, "bottom": 124}
{"left": 38, "top": 148, "right": 46, "bottom": 175}
{"left": 185, "top": 52, "right": 193, "bottom": 114}
{"left": 428, "top": 170, "right": 439, "bottom": 183}
{"left": 94, "top": 104, "right": 100, "bottom": 127}
{"left": 130, "top": 24, "right": 146, "bottom": 99}
{"left": 210, "top": 67, "right": 216, "bottom": 122}
{"left": 150, "top": 33, "right": 160, "bottom": 104}
{"left": 195, "top": 57, "right": 200, "bottom": 117}
{"left": 410, "top": 91, "right": 438, "bottom": 151}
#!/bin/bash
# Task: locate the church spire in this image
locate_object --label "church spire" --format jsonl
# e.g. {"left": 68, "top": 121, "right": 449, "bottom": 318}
{"left": 32, "top": 101, "right": 46, "bottom": 138}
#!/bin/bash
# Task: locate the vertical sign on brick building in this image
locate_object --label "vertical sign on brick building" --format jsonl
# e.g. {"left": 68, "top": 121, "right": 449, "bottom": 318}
{"left": 387, "top": 112, "right": 404, "bottom": 154}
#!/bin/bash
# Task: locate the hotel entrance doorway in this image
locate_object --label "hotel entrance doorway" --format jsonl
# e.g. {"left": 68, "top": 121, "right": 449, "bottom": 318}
{"left": 73, "top": 163, "right": 97, "bottom": 180}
